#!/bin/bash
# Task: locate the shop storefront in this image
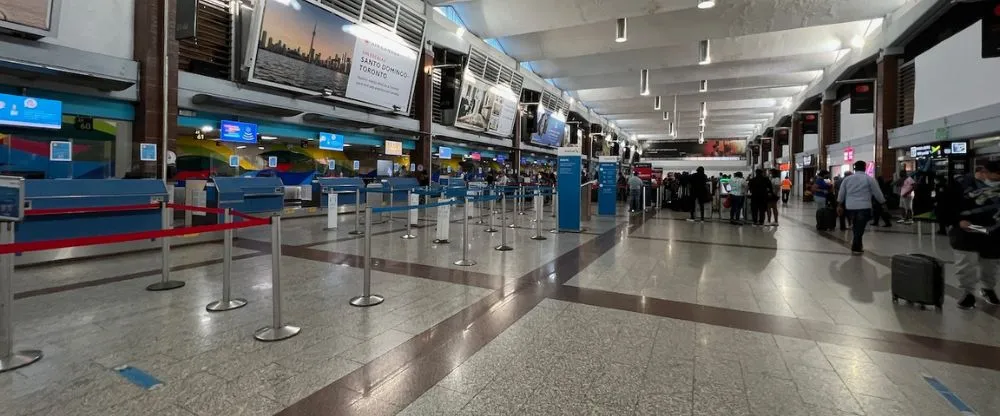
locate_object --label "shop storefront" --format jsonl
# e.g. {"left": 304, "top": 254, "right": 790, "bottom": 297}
{"left": 827, "top": 136, "right": 875, "bottom": 178}
{"left": 794, "top": 152, "right": 817, "bottom": 200}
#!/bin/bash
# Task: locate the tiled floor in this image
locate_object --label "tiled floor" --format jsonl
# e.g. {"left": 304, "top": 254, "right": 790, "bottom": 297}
{"left": 4, "top": 201, "right": 1000, "bottom": 415}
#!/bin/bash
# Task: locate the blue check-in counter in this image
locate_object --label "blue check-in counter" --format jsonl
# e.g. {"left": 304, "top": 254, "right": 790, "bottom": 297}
{"left": 16, "top": 179, "right": 168, "bottom": 243}
{"left": 439, "top": 177, "right": 467, "bottom": 199}
{"left": 312, "top": 178, "right": 366, "bottom": 209}
{"left": 205, "top": 177, "right": 284, "bottom": 223}
{"left": 381, "top": 177, "right": 419, "bottom": 203}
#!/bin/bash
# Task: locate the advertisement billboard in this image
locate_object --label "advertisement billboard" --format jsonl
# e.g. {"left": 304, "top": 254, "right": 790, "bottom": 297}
{"left": 248, "top": 0, "right": 420, "bottom": 113}
{"left": 219, "top": 120, "right": 258, "bottom": 144}
{"left": 0, "top": 0, "right": 57, "bottom": 38}
{"left": 0, "top": 93, "right": 62, "bottom": 130}
{"left": 530, "top": 106, "right": 567, "bottom": 148}
{"left": 453, "top": 74, "right": 518, "bottom": 137}
{"left": 643, "top": 139, "right": 747, "bottom": 158}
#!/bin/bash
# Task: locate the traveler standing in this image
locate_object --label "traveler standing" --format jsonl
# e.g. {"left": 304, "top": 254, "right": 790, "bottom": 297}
{"left": 781, "top": 176, "right": 792, "bottom": 204}
{"left": 627, "top": 172, "right": 643, "bottom": 213}
{"left": 767, "top": 169, "right": 781, "bottom": 226}
{"left": 687, "top": 167, "right": 708, "bottom": 222}
{"left": 943, "top": 162, "right": 1000, "bottom": 309}
{"left": 748, "top": 169, "right": 772, "bottom": 226}
{"left": 836, "top": 161, "right": 887, "bottom": 255}
{"left": 728, "top": 172, "right": 747, "bottom": 224}
{"left": 836, "top": 172, "right": 853, "bottom": 231}
{"left": 899, "top": 172, "right": 917, "bottom": 224}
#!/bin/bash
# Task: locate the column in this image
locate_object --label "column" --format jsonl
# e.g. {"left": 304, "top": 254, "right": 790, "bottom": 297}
{"left": 412, "top": 48, "right": 434, "bottom": 173}
{"left": 875, "top": 51, "right": 901, "bottom": 179}
{"left": 512, "top": 111, "right": 522, "bottom": 175}
{"left": 790, "top": 115, "right": 803, "bottom": 187}
{"left": 133, "top": 0, "right": 179, "bottom": 178}
{"left": 818, "top": 91, "right": 835, "bottom": 172}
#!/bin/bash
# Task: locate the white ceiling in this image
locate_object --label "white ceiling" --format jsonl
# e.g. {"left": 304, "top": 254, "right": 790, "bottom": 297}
{"left": 435, "top": 0, "right": 912, "bottom": 143}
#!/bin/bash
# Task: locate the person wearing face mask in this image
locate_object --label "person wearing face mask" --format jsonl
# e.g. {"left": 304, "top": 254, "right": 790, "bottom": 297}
{"left": 944, "top": 162, "right": 1000, "bottom": 309}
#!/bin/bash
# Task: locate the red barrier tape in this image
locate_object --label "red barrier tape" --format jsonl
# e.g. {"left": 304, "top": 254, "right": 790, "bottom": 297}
{"left": 0, "top": 217, "right": 270, "bottom": 255}
{"left": 25, "top": 203, "right": 160, "bottom": 216}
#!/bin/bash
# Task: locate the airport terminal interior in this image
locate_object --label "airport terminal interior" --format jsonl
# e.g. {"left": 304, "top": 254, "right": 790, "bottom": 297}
{"left": 2, "top": 0, "right": 1000, "bottom": 415}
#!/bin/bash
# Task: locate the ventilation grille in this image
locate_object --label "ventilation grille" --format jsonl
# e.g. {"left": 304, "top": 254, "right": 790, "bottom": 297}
{"left": 432, "top": 68, "right": 444, "bottom": 124}
{"left": 360, "top": 0, "right": 396, "bottom": 33}
{"left": 395, "top": 6, "right": 425, "bottom": 48}
{"left": 510, "top": 72, "right": 524, "bottom": 97}
{"left": 320, "top": 0, "right": 362, "bottom": 20}
{"left": 898, "top": 60, "right": 915, "bottom": 127}
{"left": 318, "top": 0, "right": 424, "bottom": 50}
{"left": 541, "top": 91, "right": 559, "bottom": 111}
{"left": 467, "top": 49, "right": 488, "bottom": 78}
{"left": 484, "top": 59, "right": 502, "bottom": 84}
{"left": 178, "top": 0, "right": 232, "bottom": 79}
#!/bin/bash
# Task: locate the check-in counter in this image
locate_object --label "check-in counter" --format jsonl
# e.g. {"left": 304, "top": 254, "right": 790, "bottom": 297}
{"left": 312, "top": 178, "right": 366, "bottom": 210}
{"left": 204, "top": 177, "right": 285, "bottom": 224}
{"left": 382, "top": 177, "right": 419, "bottom": 204}
{"left": 439, "top": 177, "right": 467, "bottom": 199}
{"left": 15, "top": 179, "right": 171, "bottom": 264}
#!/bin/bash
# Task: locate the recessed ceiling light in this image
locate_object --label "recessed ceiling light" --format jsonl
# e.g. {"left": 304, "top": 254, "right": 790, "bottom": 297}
{"left": 616, "top": 18, "right": 627, "bottom": 43}
{"left": 455, "top": 26, "right": 466, "bottom": 38}
{"left": 261, "top": 135, "right": 278, "bottom": 141}
{"left": 697, "top": 0, "right": 716, "bottom": 9}
{"left": 200, "top": 125, "right": 214, "bottom": 133}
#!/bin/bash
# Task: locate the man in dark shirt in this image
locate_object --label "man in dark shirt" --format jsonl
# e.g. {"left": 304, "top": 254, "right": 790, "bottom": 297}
{"left": 943, "top": 163, "right": 1000, "bottom": 309}
{"left": 687, "top": 167, "right": 708, "bottom": 222}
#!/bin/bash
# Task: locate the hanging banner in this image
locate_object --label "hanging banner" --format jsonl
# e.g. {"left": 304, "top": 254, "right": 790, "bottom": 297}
{"left": 850, "top": 82, "right": 875, "bottom": 114}
{"left": 249, "top": 0, "right": 420, "bottom": 113}
{"left": 984, "top": 1, "right": 1000, "bottom": 58}
{"left": 597, "top": 156, "right": 618, "bottom": 216}
{"left": 454, "top": 74, "right": 518, "bottom": 137}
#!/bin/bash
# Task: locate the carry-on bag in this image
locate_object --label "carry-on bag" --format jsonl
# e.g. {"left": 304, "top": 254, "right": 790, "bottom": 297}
{"left": 890, "top": 254, "right": 944, "bottom": 309}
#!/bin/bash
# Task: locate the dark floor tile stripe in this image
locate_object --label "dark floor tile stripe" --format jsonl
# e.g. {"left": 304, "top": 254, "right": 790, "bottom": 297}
{"left": 276, "top": 211, "right": 650, "bottom": 416}
{"left": 549, "top": 285, "right": 1000, "bottom": 371}
{"left": 628, "top": 235, "right": 849, "bottom": 256}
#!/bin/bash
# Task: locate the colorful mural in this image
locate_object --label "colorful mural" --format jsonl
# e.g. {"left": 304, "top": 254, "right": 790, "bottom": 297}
{"left": 0, "top": 116, "right": 119, "bottom": 179}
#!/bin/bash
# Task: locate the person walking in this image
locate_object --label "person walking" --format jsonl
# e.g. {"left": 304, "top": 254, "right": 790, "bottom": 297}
{"left": 871, "top": 176, "right": 893, "bottom": 227}
{"left": 941, "top": 162, "right": 1000, "bottom": 309}
{"left": 687, "top": 167, "right": 709, "bottom": 222}
{"left": 728, "top": 172, "right": 747, "bottom": 225}
{"left": 748, "top": 169, "right": 772, "bottom": 226}
{"left": 836, "top": 161, "right": 887, "bottom": 255}
{"left": 627, "top": 172, "right": 643, "bottom": 213}
{"left": 781, "top": 176, "right": 792, "bottom": 205}
{"left": 836, "top": 172, "right": 854, "bottom": 231}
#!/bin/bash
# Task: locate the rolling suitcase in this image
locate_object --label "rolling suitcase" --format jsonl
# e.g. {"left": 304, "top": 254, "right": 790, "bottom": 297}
{"left": 815, "top": 207, "right": 836, "bottom": 230}
{"left": 890, "top": 254, "right": 944, "bottom": 309}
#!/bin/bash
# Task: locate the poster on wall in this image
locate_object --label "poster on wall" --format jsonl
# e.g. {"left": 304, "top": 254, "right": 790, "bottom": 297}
{"left": 984, "top": 1, "right": 1000, "bottom": 58}
{"left": 850, "top": 82, "right": 875, "bottom": 114}
{"left": 49, "top": 141, "right": 71, "bottom": 162}
{"left": 248, "top": 0, "right": 420, "bottom": 113}
{"left": 530, "top": 106, "right": 567, "bottom": 148}
{"left": 0, "top": 0, "right": 57, "bottom": 37}
{"left": 453, "top": 74, "right": 518, "bottom": 137}
{"left": 140, "top": 143, "right": 158, "bottom": 162}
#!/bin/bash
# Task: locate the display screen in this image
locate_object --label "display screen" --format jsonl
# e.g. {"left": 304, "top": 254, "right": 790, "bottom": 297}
{"left": 219, "top": 120, "right": 258, "bottom": 144}
{"left": 318, "top": 132, "right": 344, "bottom": 151}
{"left": 0, "top": 93, "right": 62, "bottom": 129}
{"left": 530, "top": 106, "right": 566, "bottom": 147}
{"left": 951, "top": 141, "right": 968, "bottom": 155}
{"left": 249, "top": 0, "right": 420, "bottom": 113}
{"left": 384, "top": 140, "right": 403, "bottom": 156}
{"left": 438, "top": 146, "right": 452, "bottom": 159}
{"left": 470, "top": 152, "right": 481, "bottom": 161}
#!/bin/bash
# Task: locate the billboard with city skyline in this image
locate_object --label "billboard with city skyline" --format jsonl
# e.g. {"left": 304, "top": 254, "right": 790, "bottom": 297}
{"left": 247, "top": 0, "right": 419, "bottom": 113}
{"left": 0, "top": 0, "right": 55, "bottom": 36}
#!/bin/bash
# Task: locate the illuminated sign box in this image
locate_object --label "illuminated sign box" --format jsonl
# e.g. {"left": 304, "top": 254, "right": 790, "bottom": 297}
{"left": 219, "top": 120, "right": 258, "bottom": 144}
{"left": 384, "top": 140, "right": 403, "bottom": 156}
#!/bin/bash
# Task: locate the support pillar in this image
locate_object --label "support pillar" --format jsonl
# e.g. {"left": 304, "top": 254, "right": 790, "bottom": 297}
{"left": 819, "top": 93, "right": 835, "bottom": 172}
{"left": 512, "top": 112, "right": 522, "bottom": 175}
{"left": 133, "top": 0, "right": 179, "bottom": 179}
{"left": 876, "top": 52, "right": 901, "bottom": 180}
{"left": 413, "top": 48, "right": 434, "bottom": 174}
{"left": 790, "top": 115, "right": 803, "bottom": 187}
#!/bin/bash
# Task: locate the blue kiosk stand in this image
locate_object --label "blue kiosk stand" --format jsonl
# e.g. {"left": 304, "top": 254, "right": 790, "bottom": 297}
{"left": 597, "top": 156, "right": 618, "bottom": 216}
{"left": 557, "top": 147, "right": 583, "bottom": 232}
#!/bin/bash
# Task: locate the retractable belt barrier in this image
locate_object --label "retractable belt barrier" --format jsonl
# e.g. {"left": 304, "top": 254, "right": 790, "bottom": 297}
{"left": 0, "top": 202, "right": 299, "bottom": 373}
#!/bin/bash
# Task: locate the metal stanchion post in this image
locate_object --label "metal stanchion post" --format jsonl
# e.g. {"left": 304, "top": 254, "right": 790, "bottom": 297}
{"left": 0, "top": 222, "right": 41, "bottom": 373}
{"left": 484, "top": 198, "right": 498, "bottom": 233}
{"left": 254, "top": 215, "right": 301, "bottom": 341}
{"left": 351, "top": 207, "right": 384, "bottom": 306}
{"left": 401, "top": 190, "right": 416, "bottom": 239}
{"left": 147, "top": 201, "right": 185, "bottom": 291}
{"left": 508, "top": 189, "right": 517, "bottom": 229}
{"left": 454, "top": 198, "right": 477, "bottom": 266}
{"left": 550, "top": 189, "right": 560, "bottom": 234}
{"left": 531, "top": 190, "right": 547, "bottom": 241}
{"left": 518, "top": 186, "right": 526, "bottom": 215}
{"left": 207, "top": 208, "right": 247, "bottom": 312}
{"left": 495, "top": 195, "right": 513, "bottom": 251}
{"left": 349, "top": 189, "right": 363, "bottom": 235}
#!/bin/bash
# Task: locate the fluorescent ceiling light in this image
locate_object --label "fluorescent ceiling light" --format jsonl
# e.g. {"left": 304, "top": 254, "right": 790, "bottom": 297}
{"left": 639, "top": 69, "right": 650, "bottom": 96}
{"left": 616, "top": 18, "right": 627, "bottom": 43}
{"left": 697, "top": 0, "right": 716, "bottom": 9}
{"left": 699, "top": 80, "right": 708, "bottom": 92}
{"left": 698, "top": 39, "right": 711, "bottom": 65}
{"left": 236, "top": 145, "right": 247, "bottom": 149}
{"left": 700, "top": 102, "right": 708, "bottom": 118}
{"left": 654, "top": 96, "right": 661, "bottom": 110}
{"left": 200, "top": 125, "right": 213, "bottom": 133}
{"left": 261, "top": 135, "right": 278, "bottom": 141}
{"left": 663, "top": 111, "right": 669, "bottom": 121}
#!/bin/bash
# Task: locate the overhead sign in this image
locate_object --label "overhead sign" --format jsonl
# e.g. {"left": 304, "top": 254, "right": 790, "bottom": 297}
{"left": 454, "top": 74, "right": 518, "bottom": 137}
{"left": 318, "top": 132, "right": 344, "bottom": 151}
{"left": 49, "top": 141, "right": 72, "bottom": 162}
{"left": 0, "top": 176, "right": 25, "bottom": 222}
{"left": 951, "top": 141, "right": 968, "bottom": 155}
{"left": 531, "top": 106, "right": 567, "bottom": 147}
{"left": 219, "top": 120, "right": 258, "bottom": 144}
{"left": 249, "top": 0, "right": 420, "bottom": 113}
{"left": 470, "top": 152, "right": 481, "bottom": 161}
{"left": 850, "top": 82, "right": 875, "bottom": 114}
{"left": 984, "top": 1, "right": 1000, "bottom": 58}
{"left": 438, "top": 146, "right": 452, "bottom": 159}
{"left": 176, "top": 0, "right": 198, "bottom": 40}
{"left": 140, "top": 143, "right": 158, "bottom": 162}
{"left": 844, "top": 147, "right": 855, "bottom": 163}
{"left": 802, "top": 154, "right": 813, "bottom": 166}
{"left": 496, "top": 154, "right": 506, "bottom": 164}
{"left": 802, "top": 113, "right": 819, "bottom": 134}
{"left": 0, "top": 93, "right": 63, "bottom": 130}
{"left": 384, "top": 140, "right": 403, "bottom": 156}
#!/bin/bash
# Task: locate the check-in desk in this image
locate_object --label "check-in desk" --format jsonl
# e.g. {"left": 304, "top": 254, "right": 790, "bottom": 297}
{"left": 439, "top": 178, "right": 467, "bottom": 199}
{"left": 15, "top": 179, "right": 169, "bottom": 264}
{"left": 382, "top": 177, "right": 419, "bottom": 205}
{"left": 311, "top": 178, "right": 366, "bottom": 212}
{"left": 203, "top": 177, "right": 284, "bottom": 224}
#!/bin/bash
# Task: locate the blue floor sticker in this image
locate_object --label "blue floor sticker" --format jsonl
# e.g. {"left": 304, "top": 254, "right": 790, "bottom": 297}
{"left": 115, "top": 365, "right": 163, "bottom": 390}
{"left": 923, "top": 374, "right": 977, "bottom": 415}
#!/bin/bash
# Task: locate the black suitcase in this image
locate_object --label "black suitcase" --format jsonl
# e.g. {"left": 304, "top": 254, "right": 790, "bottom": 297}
{"left": 816, "top": 207, "right": 836, "bottom": 230}
{"left": 891, "top": 254, "right": 944, "bottom": 308}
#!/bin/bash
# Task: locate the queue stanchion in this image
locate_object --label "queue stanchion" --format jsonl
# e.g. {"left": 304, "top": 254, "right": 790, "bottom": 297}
{"left": 475, "top": 191, "right": 486, "bottom": 225}
{"left": 351, "top": 207, "right": 385, "bottom": 306}
{"left": 550, "top": 188, "right": 560, "bottom": 234}
{"left": 349, "top": 189, "right": 363, "bottom": 235}
{"left": 531, "top": 190, "right": 547, "bottom": 241}
{"left": 401, "top": 190, "right": 416, "bottom": 240}
{"left": 530, "top": 187, "right": 539, "bottom": 222}
{"left": 254, "top": 215, "right": 301, "bottom": 341}
{"left": 0, "top": 222, "right": 42, "bottom": 373}
{"left": 507, "top": 189, "right": 517, "bottom": 229}
{"left": 206, "top": 208, "right": 247, "bottom": 312}
{"left": 518, "top": 186, "right": 526, "bottom": 216}
{"left": 495, "top": 194, "right": 513, "bottom": 251}
{"left": 484, "top": 196, "right": 498, "bottom": 233}
{"left": 147, "top": 201, "right": 185, "bottom": 291}
{"left": 453, "top": 197, "right": 477, "bottom": 266}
